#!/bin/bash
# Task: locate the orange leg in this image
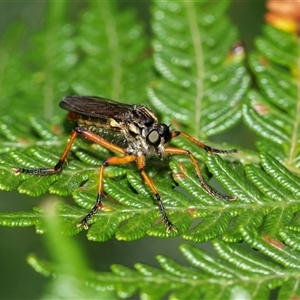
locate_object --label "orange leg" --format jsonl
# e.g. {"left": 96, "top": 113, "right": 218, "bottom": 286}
{"left": 14, "top": 127, "right": 127, "bottom": 175}
{"left": 78, "top": 154, "right": 177, "bottom": 232}
{"left": 170, "top": 131, "right": 238, "bottom": 154}
{"left": 165, "top": 147, "right": 236, "bottom": 200}
{"left": 137, "top": 155, "right": 177, "bottom": 233}
{"left": 77, "top": 154, "right": 136, "bottom": 229}
{"left": 14, "top": 127, "right": 136, "bottom": 229}
{"left": 14, "top": 130, "right": 79, "bottom": 175}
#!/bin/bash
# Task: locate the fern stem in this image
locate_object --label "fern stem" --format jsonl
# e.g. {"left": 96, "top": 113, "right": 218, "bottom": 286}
{"left": 184, "top": 1, "right": 204, "bottom": 138}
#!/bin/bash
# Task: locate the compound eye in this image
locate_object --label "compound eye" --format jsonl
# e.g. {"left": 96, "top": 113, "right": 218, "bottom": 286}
{"left": 158, "top": 124, "right": 171, "bottom": 142}
{"left": 147, "top": 129, "right": 160, "bottom": 146}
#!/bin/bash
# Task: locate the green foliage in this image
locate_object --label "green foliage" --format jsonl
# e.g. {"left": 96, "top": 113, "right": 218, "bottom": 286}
{"left": 0, "top": 0, "right": 300, "bottom": 299}
{"left": 72, "top": 1, "right": 152, "bottom": 101}
{"left": 0, "top": 0, "right": 250, "bottom": 241}
{"left": 28, "top": 201, "right": 114, "bottom": 299}
{"left": 0, "top": 3, "right": 77, "bottom": 119}
{"left": 243, "top": 25, "right": 300, "bottom": 171}
{"left": 28, "top": 222, "right": 300, "bottom": 299}
{"left": 149, "top": 1, "right": 250, "bottom": 138}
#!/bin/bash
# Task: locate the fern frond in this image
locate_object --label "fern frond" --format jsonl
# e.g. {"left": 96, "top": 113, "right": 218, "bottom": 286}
{"left": 27, "top": 235, "right": 300, "bottom": 300}
{"left": 149, "top": 1, "right": 250, "bottom": 138}
{"left": 1, "top": 2, "right": 150, "bottom": 121}
{"left": 0, "top": 22, "right": 31, "bottom": 117}
{"left": 0, "top": 110, "right": 245, "bottom": 241}
{"left": 1, "top": 3, "right": 78, "bottom": 120}
{"left": 2, "top": 119, "right": 300, "bottom": 243}
{"left": 72, "top": 1, "right": 151, "bottom": 103}
{"left": 243, "top": 24, "right": 300, "bottom": 170}
{"left": 0, "top": 0, "right": 256, "bottom": 242}
{"left": 0, "top": 12, "right": 299, "bottom": 243}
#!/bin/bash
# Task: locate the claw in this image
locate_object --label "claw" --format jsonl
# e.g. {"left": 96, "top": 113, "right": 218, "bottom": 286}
{"left": 166, "top": 222, "right": 177, "bottom": 233}
{"left": 77, "top": 220, "right": 89, "bottom": 230}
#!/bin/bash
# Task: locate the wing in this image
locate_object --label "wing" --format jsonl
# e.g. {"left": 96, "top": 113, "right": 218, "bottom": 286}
{"left": 60, "top": 95, "right": 134, "bottom": 120}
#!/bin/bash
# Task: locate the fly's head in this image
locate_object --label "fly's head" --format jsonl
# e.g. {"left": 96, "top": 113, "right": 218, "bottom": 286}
{"left": 125, "top": 105, "right": 172, "bottom": 157}
{"left": 145, "top": 123, "right": 171, "bottom": 159}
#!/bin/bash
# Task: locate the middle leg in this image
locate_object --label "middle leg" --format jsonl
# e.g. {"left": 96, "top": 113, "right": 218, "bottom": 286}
{"left": 77, "top": 154, "right": 137, "bottom": 229}
{"left": 136, "top": 155, "right": 177, "bottom": 232}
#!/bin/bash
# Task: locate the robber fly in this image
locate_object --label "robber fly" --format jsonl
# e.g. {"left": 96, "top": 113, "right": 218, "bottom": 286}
{"left": 14, "top": 96, "right": 237, "bottom": 232}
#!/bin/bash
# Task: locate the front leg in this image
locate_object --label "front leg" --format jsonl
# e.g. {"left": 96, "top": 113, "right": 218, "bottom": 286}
{"left": 165, "top": 147, "right": 236, "bottom": 201}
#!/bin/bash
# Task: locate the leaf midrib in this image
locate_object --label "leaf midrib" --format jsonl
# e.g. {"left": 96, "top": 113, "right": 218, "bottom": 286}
{"left": 184, "top": 1, "right": 204, "bottom": 138}
{"left": 99, "top": 2, "right": 123, "bottom": 100}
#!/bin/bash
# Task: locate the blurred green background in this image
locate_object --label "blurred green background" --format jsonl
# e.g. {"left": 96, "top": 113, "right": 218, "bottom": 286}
{"left": 0, "top": 1, "right": 265, "bottom": 299}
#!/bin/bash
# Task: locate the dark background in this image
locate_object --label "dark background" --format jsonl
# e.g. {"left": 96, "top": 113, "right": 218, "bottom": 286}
{"left": 0, "top": 1, "right": 265, "bottom": 299}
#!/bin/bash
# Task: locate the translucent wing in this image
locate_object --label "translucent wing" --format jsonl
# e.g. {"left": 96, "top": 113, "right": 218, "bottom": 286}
{"left": 60, "top": 96, "right": 134, "bottom": 120}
